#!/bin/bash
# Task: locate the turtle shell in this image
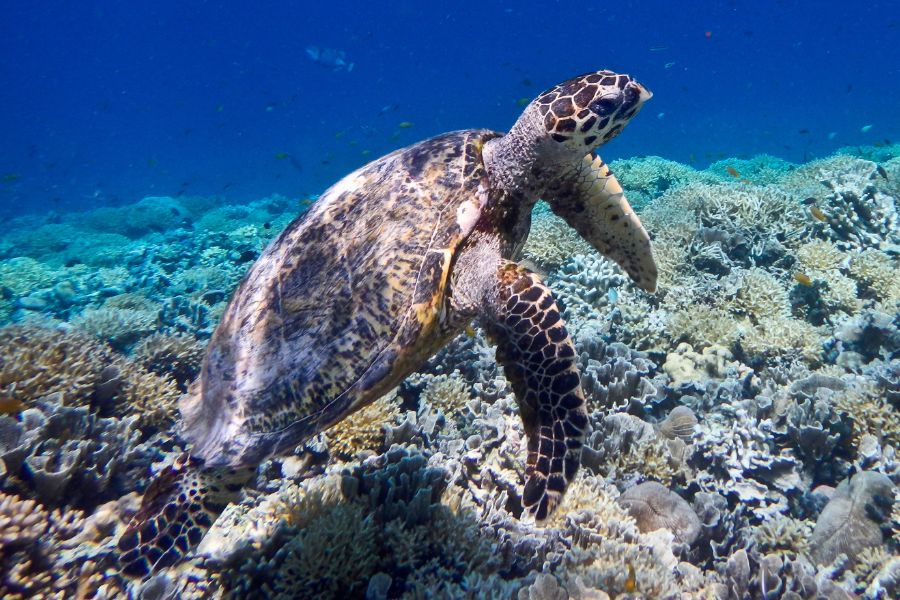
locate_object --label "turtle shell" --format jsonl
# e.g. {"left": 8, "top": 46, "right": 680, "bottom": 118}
{"left": 180, "top": 129, "right": 501, "bottom": 468}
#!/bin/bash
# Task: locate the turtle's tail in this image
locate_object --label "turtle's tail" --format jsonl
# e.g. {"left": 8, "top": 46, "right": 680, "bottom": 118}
{"left": 117, "top": 453, "right": 251, "bottom": 577}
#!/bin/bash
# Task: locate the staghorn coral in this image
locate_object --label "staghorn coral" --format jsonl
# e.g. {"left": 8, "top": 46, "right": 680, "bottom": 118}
{"left": 521, "top": 206, "right": 593, "bottom": 271}
{"left": 0, "top": 257, "right": 58, "bottom": 297}
{"left": 751, "top": 514, "right": 812, "bottom": 559}
{"left": 325, "top": 393, "right": 402, "bottom": 460}
{"left": 611, "top": 155, "right": 719, "bottom": 210}
{"left": 0, "top": 325, "right": 115, "bottom": 407}
{"left": 668, "top": 305, "right": 744, "bottom": 350}
{"left": 795, "top": 239, "right": 847, "bottom": 272}
{"left": 848, "top": 249, "right": 900, "bottom": 303}
{"left": 264, "top": 502, "right": 378, "bottom": 599}
{"left": 730, "top": 267, "right": 791, "bottom": 322}
{"left": 418, "top": 372, "right": 472, "bottom": 418}
{"left": 71, "top": 306, "right": 157, "bottom": 350}
{"left": 788, "top": 156, "right": 898, "bottom": 252}
{"left": 132, "top": 332, "right": 205, "bottom": 391}
{"left": 0, "top": 491, "right": 48, "bottom": 545}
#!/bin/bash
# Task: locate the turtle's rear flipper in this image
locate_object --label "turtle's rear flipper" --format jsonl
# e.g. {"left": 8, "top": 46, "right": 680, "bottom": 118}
{"left": 483, "top": 263, "right": 588, "bottom": 522}
{"left": 117, "top": 454, "right": 248, "bottom": 577}
{"left": 547, "top": 153, "right": 657, "bottom": 293}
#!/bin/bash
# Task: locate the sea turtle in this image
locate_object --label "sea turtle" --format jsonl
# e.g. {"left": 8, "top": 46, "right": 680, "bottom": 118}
{"left": 119, "top": 69, "right": 656, "bottom": 576}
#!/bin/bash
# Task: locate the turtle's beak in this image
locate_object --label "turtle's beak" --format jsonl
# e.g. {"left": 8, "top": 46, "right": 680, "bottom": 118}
{"left": 633, "top": 82, "right": 653, "bottom": 103}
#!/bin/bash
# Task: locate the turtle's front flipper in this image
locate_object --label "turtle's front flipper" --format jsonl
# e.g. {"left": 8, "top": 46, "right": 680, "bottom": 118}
{"left": 117, "top": 455, "right": 250, "bottom": 577}
{"left": 482, "top": 262, "right": 588, "bottom": 522}
{"left": 547, "top": 154, "right": 657, "bottom": 292}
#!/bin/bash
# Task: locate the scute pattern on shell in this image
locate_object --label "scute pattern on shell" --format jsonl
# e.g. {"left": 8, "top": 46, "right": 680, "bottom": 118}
{"left": 180, "top": 130, "right": 501, "bottom": 468}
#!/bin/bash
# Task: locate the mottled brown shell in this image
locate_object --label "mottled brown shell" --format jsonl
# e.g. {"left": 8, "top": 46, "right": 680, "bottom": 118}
{"left": 180, "top": 130, "right": 500, "bottom": 468}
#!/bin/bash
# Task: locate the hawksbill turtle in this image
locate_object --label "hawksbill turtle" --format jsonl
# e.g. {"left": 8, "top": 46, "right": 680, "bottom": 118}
{"left": 119, "top": 70, "right": 657, "bottom": 576}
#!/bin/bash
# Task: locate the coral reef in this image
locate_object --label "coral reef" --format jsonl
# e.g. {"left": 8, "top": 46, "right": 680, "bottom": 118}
{"left": 0, "top": 145, "right": 896, "bottom": 598}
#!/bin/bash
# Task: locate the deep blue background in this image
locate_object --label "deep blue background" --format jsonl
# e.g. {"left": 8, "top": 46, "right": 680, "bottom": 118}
{"left": 1, "top": 1, "right": 898, "bottom": 217}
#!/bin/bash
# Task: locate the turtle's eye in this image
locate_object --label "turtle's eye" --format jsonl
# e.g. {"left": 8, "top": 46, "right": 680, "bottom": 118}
{"left": 590, "top": 95, "right": 620, "bottom": 117}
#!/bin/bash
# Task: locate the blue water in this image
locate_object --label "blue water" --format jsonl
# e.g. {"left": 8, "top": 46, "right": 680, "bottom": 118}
{"left": 1, "top": 1, "right": 898, "bottom": 218}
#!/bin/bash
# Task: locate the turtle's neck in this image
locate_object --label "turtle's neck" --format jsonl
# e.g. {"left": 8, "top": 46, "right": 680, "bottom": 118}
{"left": 483, "top": 103, "right": 582, "bottom": 203}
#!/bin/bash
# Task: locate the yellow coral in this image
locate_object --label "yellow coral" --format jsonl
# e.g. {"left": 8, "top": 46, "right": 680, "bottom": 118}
{"left": 326, "top": 392, "right": 401, "bottom": 460}
{"left": 796, "top": 240, "right": 846, "bottom": 271}
{"left": 732, "top": 268, "right": 791, "bottom": 321}
{"left": 113, "top": 359, "right": 181, "bottom": 430}
{"left": 833, "top": 382, "right": 900, "bottom": 448}
{"left": 752, "top": 515, "right": 812, "bottom": 558}
{"left": 741, "top": 316, "right": 826, "bottom": 364}
{"left": 420, "top": 373, "right": 471, "bottom": 416}
{"left": 0, "top": 325, "right": 114, "bottom": 406}
{"left": 0, "top": 257, "right": 57, "bottom": 296}
{"left": 849, "top": 249, "right": 900, "bottom": 303}
{"left": 133, "top": 332, "right": 205, "bottom": 390}
{"left": 522, "top": 209, "right": 593, "bottom": 271}
{"left": 669, "top": 305, "right": 744, "bottom": 350}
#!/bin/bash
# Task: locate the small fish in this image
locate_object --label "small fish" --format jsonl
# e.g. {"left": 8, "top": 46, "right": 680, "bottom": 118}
{"left": 649, "top": 46, "right": 669, "bottom": 52}
{"left": 521, "top": 78, "right": 533, "bottom": 87}
{"left": 861, "top": 124, "right": 873, "bottom": 133}
{"left": 398, "top": 121, "right": 414, "bottom": 129}
{"left": 624, "top": 563, "right": 637, "bottom": 593}
{"left": 1, "top": 174, "right": 19, "bottom": 183}
{"left": 263, "top": 222, "right": 271, "bottom": 230}
{"left": 299, "top": 198, "right": 315, "bottom": 207}
{"left": 793, "top": 272, "right": 813, "bottom": 286}
{"left": 725, "top": 166, "right": 741, "bottom": 178}
{"left": 274, "top": 152, "right": 291, "bottom": 160}
{"left": 361, "top": 149, "right": 371, "bottom": 156}
{"left": 810, "top": 206, "right": 828, "bottom": 222}
{"left": 664, "top": 61, "right": 676, "bottom": 69}
{"left": 464, "top": 325, "right": 477, "bottom": 338}
{"left": 802, "top": 196, "right": 818, "bottom": 205}
{"left": 828, "top": 131, "right": 838, "bottom": 140}
{"left": 377, "top": 104, "right": 397, "bottom": 116}
{"left": 657, "top": 112, "right": 665, "bottom": 119}
{"left": 876, "top": 165, "right": 888, "bottom": 179}
{"left": 607, "top": 288, "right": 619, "bottom": 305}
{"left": 516, "top": 97, "right": 530, "bottom": 107}
{"left": 305, "top": 45, "right": 354, "bottom": 72}
{"left": 0, "top": 397, "right": 24, "bottom": 416}
{"left": 798, "top": 129, "right": 810, "bottom": 134}
{"left": 335, "top": 131, "right": 345, "bottom": 139}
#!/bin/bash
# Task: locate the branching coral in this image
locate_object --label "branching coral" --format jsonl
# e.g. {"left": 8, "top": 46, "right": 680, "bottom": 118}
{"left": 751, "top": 514, "right": 812, "bottom": 559}
{"left": 418, "top": 372, "right": 472, "bottom": 418}
{"left": 0, "top": 325, "right": 115, "bottom": 407}
{"left": 71, "top": 306, "right": 157, "bottom": 350}
{"left": 730, "top": 268, "right": 791, "bottom": 321}
{"left": 849, "top": 249, "right": 900, "bottom": 304}
{"left": 326, "top": 392, "right": 402, "bottom": 460}
{"left": 132, "top": 332, "right": 205, "bottom": 391}
{"left": 522, "top": 208, "right": 593, "bottom": 271}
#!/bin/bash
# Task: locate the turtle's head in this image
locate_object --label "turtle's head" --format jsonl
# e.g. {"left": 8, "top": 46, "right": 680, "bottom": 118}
{"left": 534, "top": 70, "right": 651, "bottom": 153}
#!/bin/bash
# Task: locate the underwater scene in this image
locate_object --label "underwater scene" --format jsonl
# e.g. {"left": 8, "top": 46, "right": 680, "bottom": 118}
{"left": 1, "top": 2, "right": 899, "bottom": 599}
